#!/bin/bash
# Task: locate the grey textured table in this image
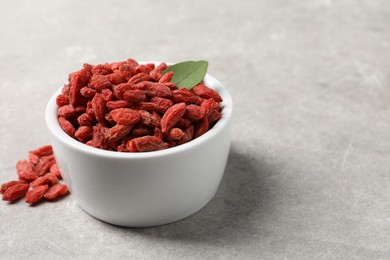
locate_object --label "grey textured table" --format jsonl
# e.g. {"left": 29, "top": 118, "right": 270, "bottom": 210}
{"left": 1, "top": 0, "right": 389, "bottom": 259}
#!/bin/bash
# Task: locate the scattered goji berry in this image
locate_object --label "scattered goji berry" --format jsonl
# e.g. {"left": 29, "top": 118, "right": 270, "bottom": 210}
{"left": 2, "top": 184, "right": 30, "bottom": 202}
{"left": 25, "top": 185, "right": 49, "bottom": 204}
{"left": 44, "top": 184, "right": 69, "bottom": 201}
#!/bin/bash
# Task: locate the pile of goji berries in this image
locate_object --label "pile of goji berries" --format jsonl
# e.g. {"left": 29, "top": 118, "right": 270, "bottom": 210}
{"left": 1, "top": 145, "right": 69, "bottom": 204}
{"left": 56, "top": 58, "right": 223, "bottom": 152}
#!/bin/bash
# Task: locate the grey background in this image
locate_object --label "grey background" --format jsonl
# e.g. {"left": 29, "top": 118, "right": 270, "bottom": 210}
{"left": 1, "top": 0, "right": 390, "bottom": 259}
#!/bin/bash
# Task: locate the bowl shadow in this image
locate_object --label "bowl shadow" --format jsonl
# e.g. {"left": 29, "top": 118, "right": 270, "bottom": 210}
{"left": 102, "top": 143, "right": 277, "bottom": 245}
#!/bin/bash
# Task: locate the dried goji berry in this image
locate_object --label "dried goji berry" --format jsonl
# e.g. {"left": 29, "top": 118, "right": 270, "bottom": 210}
{"left": 172, "top": 88, "right": 202, "bottom": 105}
{"left": 16, "top": 160, "right": 37, "bottom": 182}
{"left": 184, "top": 104, "right": 206, "bottom": 121}
{"left": 29, "top": 145, "right": 53, "bottom": 157}
{"left": 75, "top": 126, "right": 93, "bottom": 142}
{"left": 110, "top": 108, "right": 141, "bottom": 125}
{"left": 80, "top": 87, "right": 98, "bottom": 99}
{"left": 56, "top": 94, "right": 69, "bottom": 107}
{"left": 49, "top": 164, "right": 62, "bottom": 179}
{"left": 132, "top": 125, "right": 152, "bottom": 136}
{"left": 140, "top": 110, "right": 161, "bottom": 128}
{"left": 192, "top": 84, "right": 223, "bottom": 102}
{"left": 2, "top": 184, "right": 29, "bottom": 202}
{"left": 101, "top": 89, "right": 114, "bottom": 102}
{"left": 91, "top": 94, "right": 107, "bottom": 125}
{"left": 127, "top": 136, "right": 168, "bottom": 152}
{"left": 123, "top": 90, "right": 147, "bottom": 103}
{"left": 161, "top": 102, "right": 186, "bottom": 134}
{"left": 77, "top": 113, "right": 95, "bottom": 126}
{"left": 106, "top": 124, "right": 133, "bottom": 142}
{"left": 194, "top": 118, "right": 209, "bottom": 138}
{"left": 44, "top": 184, "right": 69, "bottom": 201}
{"left": 168, "top": 128, "right": 185, "bottom": 140}
{"left": 158, "top": 71, "right": 174, "bottom": 83}
{"left": 34, "top": 155, "right": 56, "bottom": 176}
{"left": 151, "top": 97, "right": 173, "bottom": 113}
{"left": 57, "top": 104, "right": 75, "bottom": 118}
{"left": 106, "top": 100, "right": 132, "bottom": 110}
{"left": 69, "top": 67, "right": 91, "bottom": 106}
{"left": 25, "top": 185, "right": 49, "bottom": 204}
{"left": 0, "top": 180, "right": 26, "bottom": 194}
{"left": 30, "top": 173, "right": 59, "bottom": 188}
{"left": 59, "top": 117, "right": 76, "bottom": 137}
{"left": 150, "top": 62, "right": 168, "bottom": 81}
{"left": 107, "top": 72, "right": 127, "bottom": 85}
{"left": 128, "top": 73, "right": 151, "bottom": 86}
{"left": 89, "top": 75, "right": 111, "bottom": 91}
{"left": 91, "top": 64, "right": 113, "bottom": 75}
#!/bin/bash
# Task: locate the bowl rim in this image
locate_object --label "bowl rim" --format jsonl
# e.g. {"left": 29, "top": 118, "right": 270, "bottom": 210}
{"left": 45, "top": 65, "right": 233, "bottom": 159}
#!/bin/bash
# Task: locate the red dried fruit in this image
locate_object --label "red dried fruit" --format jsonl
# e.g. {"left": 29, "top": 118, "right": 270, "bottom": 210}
{"left": 59, "top": 117, "right": 76, "bottom": 137}
{"left": 34, "top": 155, "right": 56, "bottom": 176}
{"left": 127, "top": 136, "right": 168, "bottom": 152}
{"left": 106, "top": 100, "right": 132, "bottom": 110}
{"left": 0, "top": 180, "right": 26, "bottom": 194}
{"left": 77, "top": 113, "right": 95, "bottom": 126}
{"left": 25, "top": 185, "right": 49, "bottom": 204}
{"left": 57, "top": 104, "right": 75, "bottom": 118}
{"left": 168, "top": 128, "right": 185, "bottom": 140}
{"left": 158, "top": 71, "right": 174, "bottom": 83}
{"left": 151, "top": 97, "right": 173, "bottom": 113}
{"left": 208, "top": 109, "right": 222, "bottom": 124}
{"left": 200, "top": 98, "right": 219, "bottom": 117}
{"left": 89, "top": 75, "right": 111, "bottom": 91}
{"left": 91, "top": 94, "right": 107, "bottom": 125}
{"left": 195, "top": 118, "right": 209, "bottom": 138}
{"left": 161, "top": 102, "right": 186, "bottom": 134}
{"left": 140, "top": 110, "right": 161, "bottom": 127}
{"left": 2, "top": 184, "right": 29, "bottom": 202}
{"left": 192, "top": 84, "right": 223, "bottom": 102}
{"left": 135, "top": 64, "right": 155, "bottom": 75}
{"left": 110, "top": 108, "right": 141, "bottom": 125}
{"left": 56, "top": 94, "right": 70, "bottom": 107}
{"left": 110, "top": 61, "right": 127, "bottom": 71}
{"left": 75, "top": 126, "right": 93, "bottom": 142}
{"left": 133, "top": 102, "right": 157, "bottom": 111}
{"left": 49, "top": 164, "right": 62, "bottom": 179}
{"left": 106, "top": 124, "right": 133, "bottom": 142}
{"left": 16, "top": 160, "right": 37, "bottom": 182}
{"left": 128, "top": 73, "right": 151, "bottom": 86}
{"left": 101, "top": 89, "right": 114, "bottom": 102}
{"left": 150, "top": 62, "right": 168, "bottom": 81}
{"left": 123, "top": 89, "right": 147, "bottom": 103}
{"left": 29, "top": 152, "right": 40, "bottom": 165}
{"left": 91, "top": 64, "right": 113, "bottom": 75}
{"left": 172, "top": 88, "right": 202, "bottom": 104}
{"left": 150, "top": 83, "right": 172, "bottom": 98}
{"left": 91, "top": 124, "right": 109, "bottom": 150}
{"left": 132, "top": 125, "right": 152, "bottom": 136}
{"left": 29, "top": 145, "right": 53, "bottom": 157}
{"left": 153, "top": 127, "right": 163, "bottom": 139}
{"left": 30, "top": 174, "right": 59, "bottom": 188}
{"left": 80, "top": 87, "right": 98, "bottom": 99}
{"left": 185, "top": 104, "right": 206, "bottom": 121}
{"left": 179, "top": 125, "right": 194, "bottom": 145}
{"left": 69, "top": 67, "right": 91, "bottom": 106}
{"left": 44, "top": 184, "right": 69, "bottom": 201}
{"left": 107, "top": 72, "right": 127, "bottom": 85}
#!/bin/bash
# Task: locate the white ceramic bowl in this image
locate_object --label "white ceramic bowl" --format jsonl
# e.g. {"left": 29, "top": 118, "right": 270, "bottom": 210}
{"left": 45, "top": 72, "right": 233, "bottom": 227}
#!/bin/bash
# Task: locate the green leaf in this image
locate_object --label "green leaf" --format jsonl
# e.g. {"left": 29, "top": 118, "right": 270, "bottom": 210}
{"left": 163, "top": 60, "right": 208, "bottom": 89}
